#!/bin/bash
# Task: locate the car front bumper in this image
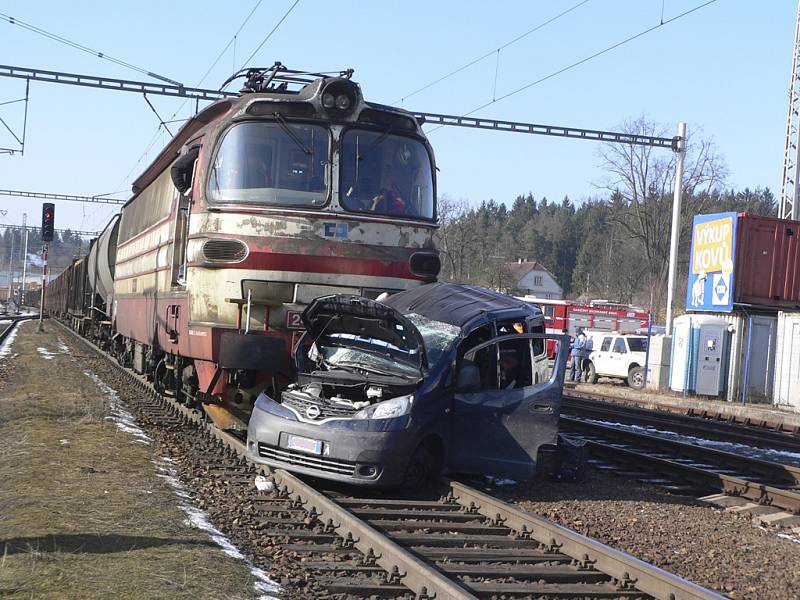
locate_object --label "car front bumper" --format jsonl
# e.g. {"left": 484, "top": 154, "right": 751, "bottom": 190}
{"left": 245, "top": 400, "right": 419, "bottom": 487}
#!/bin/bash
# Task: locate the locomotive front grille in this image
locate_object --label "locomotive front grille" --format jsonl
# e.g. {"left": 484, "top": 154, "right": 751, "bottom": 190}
{"left": 257, "top": 443, "right": 356, "bottom": 476}
{"left": 202, "top": 239, "right": 248, "bottom": 263}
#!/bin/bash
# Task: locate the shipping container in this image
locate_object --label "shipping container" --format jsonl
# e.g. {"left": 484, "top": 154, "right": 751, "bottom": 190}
{"left": 686, "top": 212, "right": 800, "bottom": 312}
{"left": 774, "top": 311, "right": 800, "bottom": 411}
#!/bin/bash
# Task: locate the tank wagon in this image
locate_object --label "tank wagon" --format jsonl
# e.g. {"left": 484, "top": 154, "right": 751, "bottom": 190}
{"left": 47, "top": 64, "right": 440, "bottom": 430}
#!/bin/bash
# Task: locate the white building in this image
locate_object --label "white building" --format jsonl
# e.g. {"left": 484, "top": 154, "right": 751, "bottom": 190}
{"left": 505, "top": 259, "right": 563, "bottom": 300}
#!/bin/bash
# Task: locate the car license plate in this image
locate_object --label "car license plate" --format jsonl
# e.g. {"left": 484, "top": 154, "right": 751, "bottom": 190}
{"left": 286, "top": 434, "right": 323, "bottom": 455}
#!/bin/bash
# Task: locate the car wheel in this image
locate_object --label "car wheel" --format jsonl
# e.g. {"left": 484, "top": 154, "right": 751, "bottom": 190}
{"left": 402, "top": 444, "right": 437, "bottom": 490}
{"left": 628, "top": 366, "right": 645, "bottom": 390}
{"left": 585, "top": 361, "right": 598, "bottom": 384}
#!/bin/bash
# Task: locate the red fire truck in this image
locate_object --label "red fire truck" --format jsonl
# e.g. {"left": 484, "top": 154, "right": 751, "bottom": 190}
{"left": 518, "top": 297, "right": 650, "bottom": 356}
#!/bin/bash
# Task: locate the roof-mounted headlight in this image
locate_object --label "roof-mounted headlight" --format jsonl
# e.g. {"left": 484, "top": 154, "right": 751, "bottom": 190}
{"left": 335, "top": 94, "right": 350, "bottom": 110}
{"left": 319, "top": 78, "right": 360, "bottom": 117}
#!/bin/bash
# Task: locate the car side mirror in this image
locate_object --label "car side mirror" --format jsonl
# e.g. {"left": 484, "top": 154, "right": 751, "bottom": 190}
{"left": 456, "top": 364, "right": 481, "bottom": 391}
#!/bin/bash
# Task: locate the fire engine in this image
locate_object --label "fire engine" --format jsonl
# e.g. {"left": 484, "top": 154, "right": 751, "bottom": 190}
{"left": 518, "top": 297, "right": 650, "bottom": 356}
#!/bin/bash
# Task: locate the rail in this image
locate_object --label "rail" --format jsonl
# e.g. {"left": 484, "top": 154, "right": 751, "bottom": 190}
{"left": 55, "top": 318, "right": 723, "bottom": 599}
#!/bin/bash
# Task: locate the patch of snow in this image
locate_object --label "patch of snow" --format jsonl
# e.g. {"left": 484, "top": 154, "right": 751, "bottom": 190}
{"left": 778, "top": 533, "right": 800, "bottom": 545}
{"left": 156, "top": 461, "right": 281, "bottom": 599}
{"left": 37, "top": 347, "right": 58, "bottom": 360}
{"left": 579, "top": 417, "right": 800, "bottom": 468}
{"left": 0, "top": 323, "right": 20, "bottom": 358}
{"left": 83, "top": 369, "right": 152, "bottom": 445}
{"left": 254, "top": 475, "right": 274, "bottom": 493}
{"left": 83, "top": 368, "right": 281, "bottom": 599}
{"left": 56, "top": 337, "right": 70, "bottom": 353}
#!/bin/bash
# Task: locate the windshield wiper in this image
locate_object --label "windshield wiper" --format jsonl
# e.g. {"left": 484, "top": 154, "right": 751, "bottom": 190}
{"left": 332, "top": 360, "right": 418, "bottom": 378}
{"left": 273, "top": 112, "right": 312, "bottom": 156}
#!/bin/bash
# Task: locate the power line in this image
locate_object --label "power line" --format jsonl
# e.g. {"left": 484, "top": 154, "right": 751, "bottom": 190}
{"left": 0, "top": 223, "right": 100, "bottom": 236}
{"left": 0, "top": 65, "right": 233, "bottom": 101}
{"left": 425, "top": 0, "right": 718, "bottom": 134}
{"left": 167, "top": 0, "right": 266, "bottom": 124}
{"left": 0, "top": 64, "right": 679, "bottom": 152}
{"left": 0, "top": 12, "right": 182, "bottom": 86}
{"left": 0, "top": 189, "right": 126, "bottom": 205}
{"left": 237, "top": 0, "right": 302, "bottom": 73}
{"left": 396, "top": 0, "right": 592, "bottom": 105}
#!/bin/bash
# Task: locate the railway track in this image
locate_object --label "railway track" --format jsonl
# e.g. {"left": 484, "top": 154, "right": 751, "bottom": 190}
{"left": 565, "top": 390, "right": 800, "bottom": 444}
{"left": 54, "top": 319, "right": 721, "bottom": 600}
{"left": 561, "top": 416, "right": 800, "bottom": 520}
{"left": 0, "top": 313, "right": 38, "bottom": 346}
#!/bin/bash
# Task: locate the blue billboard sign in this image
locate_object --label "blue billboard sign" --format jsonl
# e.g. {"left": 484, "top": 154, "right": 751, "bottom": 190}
{"left": 685, "top": 212, "right": 738, "bottom": 313}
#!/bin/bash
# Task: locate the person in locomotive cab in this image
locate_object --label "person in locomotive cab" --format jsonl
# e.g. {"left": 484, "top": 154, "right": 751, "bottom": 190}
{"left": 369, "top": 142, "right": 417, "bottom": 216}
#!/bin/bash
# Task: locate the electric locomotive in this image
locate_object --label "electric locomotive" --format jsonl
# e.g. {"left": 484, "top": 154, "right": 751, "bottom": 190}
{"left": 48, "top": 64, "right": 440, "bottom": 430}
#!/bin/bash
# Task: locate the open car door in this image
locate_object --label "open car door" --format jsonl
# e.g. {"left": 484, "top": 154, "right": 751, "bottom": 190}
{"left": 448, "top": 333, "right": 570, "bottom": 481}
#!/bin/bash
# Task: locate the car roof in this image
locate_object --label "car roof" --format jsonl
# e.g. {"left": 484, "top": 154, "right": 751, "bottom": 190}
{"left": 383, "top": 282, "right": 542, "bottom": 328}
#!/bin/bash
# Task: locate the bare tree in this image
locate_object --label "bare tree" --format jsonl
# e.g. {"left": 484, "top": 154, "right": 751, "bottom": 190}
{"left": 435, "top": 195, "right": 477, "bottom": 281}
{"left": 597, "top": 116, "right": 727, "bottom": 314}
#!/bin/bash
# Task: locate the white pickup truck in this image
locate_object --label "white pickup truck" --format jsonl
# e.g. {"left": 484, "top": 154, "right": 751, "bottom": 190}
{"left": 583, "top": 332, "right": 648, "bottom": 389}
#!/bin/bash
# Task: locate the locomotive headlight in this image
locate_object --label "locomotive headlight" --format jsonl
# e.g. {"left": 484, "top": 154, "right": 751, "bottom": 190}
{"left": 322, "top": 93, "right": 336, "bottom": 109}
{"left": 353, "top": 394, "right": 413, "bottom": 420}
{"left": 335, "top": 94, "right": 351, "bottom": 110}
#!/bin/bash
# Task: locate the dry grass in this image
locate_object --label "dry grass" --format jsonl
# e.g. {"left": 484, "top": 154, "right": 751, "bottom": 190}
{"left": 0, "top": 322, "right": 261, "bottom": 599}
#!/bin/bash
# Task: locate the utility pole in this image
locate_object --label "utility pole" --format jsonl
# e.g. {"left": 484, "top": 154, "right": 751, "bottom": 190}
{"left": 20, "top": 213, "right": 28, "bottom": 308}
{"left": 780, "top": 0, "right": 800, "bottom": 221}
{"left": 37, "top": 243, "right": 47, "bottom": 332}
{"left": 665, "top": 122, "right": 687, "bottom": 336}
{"left": 5, "top": 230, "right": 14, "bottom": 311}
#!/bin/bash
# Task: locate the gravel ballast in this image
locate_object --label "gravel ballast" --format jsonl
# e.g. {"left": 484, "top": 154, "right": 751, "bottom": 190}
{"left": 494, "top": 469, "right": 800, "bottom": 599}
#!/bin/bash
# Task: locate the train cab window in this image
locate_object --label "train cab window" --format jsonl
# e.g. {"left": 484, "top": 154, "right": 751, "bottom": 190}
{"left": 208, "top": 122, "right": 329, "bottom": 207}
{"left": 340, "top": 129, "right": 434, "bottom": 220}
{"left": 612, "top": 337, "right": 627, "bottom": 354}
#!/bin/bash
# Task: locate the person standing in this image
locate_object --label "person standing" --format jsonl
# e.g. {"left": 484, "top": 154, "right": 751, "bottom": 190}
{"left": 570, "top": 330, "right": 585, "bottom": 382}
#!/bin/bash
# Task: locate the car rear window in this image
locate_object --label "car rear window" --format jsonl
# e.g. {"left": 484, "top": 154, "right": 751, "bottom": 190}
{"left": 627, "top": 337, "right": 648, "bottom": 353}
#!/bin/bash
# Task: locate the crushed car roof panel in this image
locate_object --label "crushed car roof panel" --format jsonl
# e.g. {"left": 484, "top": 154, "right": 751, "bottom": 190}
{"left": 383, "top": 283, "right": 539, "bottom": 327}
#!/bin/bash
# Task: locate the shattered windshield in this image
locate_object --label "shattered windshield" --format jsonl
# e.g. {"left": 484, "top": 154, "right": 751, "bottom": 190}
{"left": 404, "top": 313, "right": 459, "bottom": 369}
{"left": 312, "top": 333, "right": 421, "bottom": 378}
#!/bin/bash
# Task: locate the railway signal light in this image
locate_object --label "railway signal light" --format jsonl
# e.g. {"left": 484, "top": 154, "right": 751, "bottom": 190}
{"left": 41, "top": 203, "right": 55, "bottom": 242}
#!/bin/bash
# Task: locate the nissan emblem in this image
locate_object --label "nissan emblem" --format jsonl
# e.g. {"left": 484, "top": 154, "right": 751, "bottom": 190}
{"left": 305, "top": 405, "right": 321, "bottom": 419}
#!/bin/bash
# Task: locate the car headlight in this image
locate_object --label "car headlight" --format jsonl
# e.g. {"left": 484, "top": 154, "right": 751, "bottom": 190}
{"left": 353, "top": 394, "right": 413, "bottom": 420}
{"left": 254, "top": 393, "right": 297, "bottom": 420}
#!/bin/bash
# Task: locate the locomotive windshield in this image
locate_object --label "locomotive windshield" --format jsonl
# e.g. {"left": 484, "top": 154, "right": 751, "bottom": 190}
{"left": 208, "top": 122, "right": 329, "bottom": 206}
{"left": 340, "top": 129, "right": 434, "bottom": 220}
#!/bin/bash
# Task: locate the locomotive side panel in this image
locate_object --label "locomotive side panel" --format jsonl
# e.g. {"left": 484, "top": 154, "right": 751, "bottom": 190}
{"left": 114, "top": 167, "right": 179, "bottom": 344}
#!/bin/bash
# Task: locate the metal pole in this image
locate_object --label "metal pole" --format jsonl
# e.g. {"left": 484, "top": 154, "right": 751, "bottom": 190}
{"left": 21, "top": 214, "right": 28, "bottom": 307}
{"left": 6, "top": 230, "right": 14, "bottom": 310}
{"left": 38, "top": 243, "right": 47, "bottom": 332}
{"left": 665, "top": 122, "right": 687, "bottom": 335}
{"left": 643, "top": 312, "right": 653, "bottom": 388}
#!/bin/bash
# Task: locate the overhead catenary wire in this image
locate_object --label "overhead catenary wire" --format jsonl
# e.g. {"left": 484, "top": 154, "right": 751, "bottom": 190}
{"left": 395, "top": 0, "right": 592, "bottom": 105}
{"left": 0, "top": 11, "right": 181, "bottom": 86}
{"left": 425, "top": 0, "right": 718, "bottom": 134}
{"left": 237, "top": 0, "right": 301, "bottom": 72}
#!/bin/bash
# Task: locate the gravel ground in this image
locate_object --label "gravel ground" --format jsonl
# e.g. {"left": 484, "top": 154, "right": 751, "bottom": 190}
{"left": 493, "top": 469, "right": 800, "bottom": 599}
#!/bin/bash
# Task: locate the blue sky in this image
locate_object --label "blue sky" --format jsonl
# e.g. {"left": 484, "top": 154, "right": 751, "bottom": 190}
{"left": 0, "top": 0, "right": 794, "bottom": 233}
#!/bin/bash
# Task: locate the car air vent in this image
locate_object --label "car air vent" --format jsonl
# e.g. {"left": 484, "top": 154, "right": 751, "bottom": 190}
{"left": 202, "top": 239, "right": 248, "bottom": 263}
{"left": 409, "top": 252, "right": 441, "bottom": 279}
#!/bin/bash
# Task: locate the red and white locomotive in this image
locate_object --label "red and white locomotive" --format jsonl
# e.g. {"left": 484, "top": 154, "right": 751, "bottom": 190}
{"left": 46, "top": 65, "right": 440, "bottom": 429}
